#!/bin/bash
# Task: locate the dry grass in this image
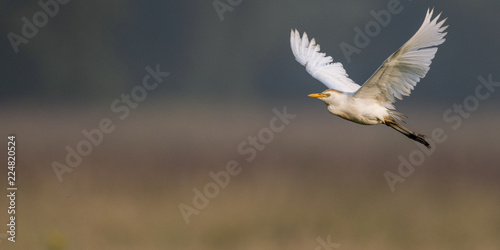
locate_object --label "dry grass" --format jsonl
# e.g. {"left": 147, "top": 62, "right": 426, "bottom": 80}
{"left": 1, "top": 104, "right": 499, "bottom": 249}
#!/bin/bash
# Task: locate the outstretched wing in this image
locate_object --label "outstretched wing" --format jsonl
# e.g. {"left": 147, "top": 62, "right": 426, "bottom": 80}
{"left": 353, "top": 8, "right": 448, "bottom": 109}
{"left": 290, "top": 29, "right": 361, "bottom": 93}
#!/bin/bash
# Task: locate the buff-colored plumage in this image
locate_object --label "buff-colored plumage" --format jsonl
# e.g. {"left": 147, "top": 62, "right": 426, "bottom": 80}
{"left": 291, "top": 8, "right": 448, "bottom": 147}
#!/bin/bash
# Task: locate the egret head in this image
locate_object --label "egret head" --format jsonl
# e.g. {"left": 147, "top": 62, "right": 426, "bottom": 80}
{"left": 308, "top": 89, "right": 343, "bottom": 104}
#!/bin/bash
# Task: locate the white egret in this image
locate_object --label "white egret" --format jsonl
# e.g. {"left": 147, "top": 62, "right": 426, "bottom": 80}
{"left": 291, "top": 8, "right": 447, "bottom": 148}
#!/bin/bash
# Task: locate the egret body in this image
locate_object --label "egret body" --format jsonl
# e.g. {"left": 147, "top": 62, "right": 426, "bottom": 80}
{"left": 291, "top": 9, "right": 448, "bottom": 148}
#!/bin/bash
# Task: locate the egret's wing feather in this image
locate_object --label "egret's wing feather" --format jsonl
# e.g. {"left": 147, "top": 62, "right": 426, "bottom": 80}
{"left": 353, "top": 8, "right": 447, "bottom": 108}
{"left": 290, "top": 29, "right": 361, "bottom": 93}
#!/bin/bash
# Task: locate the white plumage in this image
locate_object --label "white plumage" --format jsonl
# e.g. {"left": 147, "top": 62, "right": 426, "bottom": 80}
{"left": 291, "top": 8, "right": 448, "bottom": 147}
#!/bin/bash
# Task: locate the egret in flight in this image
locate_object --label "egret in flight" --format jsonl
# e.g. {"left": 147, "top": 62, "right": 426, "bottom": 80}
{"left": 291, "top": 9, "right": 447, "bottom": 148}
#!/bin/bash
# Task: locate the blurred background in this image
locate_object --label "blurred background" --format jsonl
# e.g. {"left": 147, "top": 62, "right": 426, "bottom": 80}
{"left": 1, "top": 0, "right": 500, "bottom": 249}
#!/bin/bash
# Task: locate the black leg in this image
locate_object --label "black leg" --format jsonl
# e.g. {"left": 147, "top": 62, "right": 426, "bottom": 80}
{"left": 384, "top": 118, "right": 431, "bottom": 148}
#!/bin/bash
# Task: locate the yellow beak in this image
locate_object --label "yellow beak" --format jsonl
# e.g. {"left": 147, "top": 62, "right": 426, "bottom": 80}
{"left": 308, "top": 93, "right": 328, "bottom": 98}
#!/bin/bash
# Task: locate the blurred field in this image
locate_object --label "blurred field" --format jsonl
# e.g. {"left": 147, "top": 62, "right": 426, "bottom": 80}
{"left": 1, "top": 103, "right": 500, "bottom": 250}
